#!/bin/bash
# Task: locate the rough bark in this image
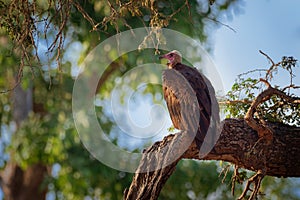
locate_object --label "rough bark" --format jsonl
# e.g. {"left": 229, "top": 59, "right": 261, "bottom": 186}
{"left": 124, "top": 118, "right": 300, "bottom": 200}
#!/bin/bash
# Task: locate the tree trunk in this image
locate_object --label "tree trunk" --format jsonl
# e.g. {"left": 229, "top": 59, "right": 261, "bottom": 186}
{"left": 0, "top": 84, "right": 48, "bottom": 200}
{"left": 0, "top": 162, "right": 48, "bottom": 200}
{"left": 124, "top": 118, "right": 300, "bottom": 200}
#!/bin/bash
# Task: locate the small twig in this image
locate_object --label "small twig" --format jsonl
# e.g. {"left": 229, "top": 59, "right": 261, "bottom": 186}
{"left": 206, "top": 17, "right": 237, "bottom": 33}
{"left": 259, "top": 50, "right": 275, "bottom": 66}
{"left": 185, "top": 0, "right": 192, "bottom": 23}
{"left": 238, "top": 170, "right": 265, "bottom": 200}
{"left": 218, "top": 164, "right": 231, "bottom": 183}
{"left": 166, "top": 2, "right": 188, "bottom": 21}
{"left": 237, "top": 69, "right": 268, "bottom": 79}
{"left": 231, "top": 165, "right": 243, "bottom": 196}
{"left": 72, "top": 1, "right": 98, "bottom": 30}
{"left": 0, "top": 77, "right": 22, "bottom": 94}
{"left": 259, "top": 50, "right": 282, "bottom": 82}
{"left": 47, "top": 7, "right": 67, "bottom": 52}
{"left": 219, "top": 99, "right": 252, "bottom": 105}
{"left": 282, "top": 84, "right": 300, "bottom": 92}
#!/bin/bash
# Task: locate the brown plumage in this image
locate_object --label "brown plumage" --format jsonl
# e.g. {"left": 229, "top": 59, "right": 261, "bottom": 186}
{"left": 160, "top": 50, "right": 218, "bottom": 149}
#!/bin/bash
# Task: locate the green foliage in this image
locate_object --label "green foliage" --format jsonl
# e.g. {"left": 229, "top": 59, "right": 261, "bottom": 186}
{"left": 224, "top": 77, "right": 259, "bottom": 118}
{"left": 47, "top": 131, "right": 133, "bottom": 200}
{"left": 162, "top": 161, "right": 300, "bottom": 200}
{"left": 167, "top": 125, "right": 176, "bottom": 133}
{"left": 224, "top": 55, "right": 299, "bottom": 126}
{"left": 260, "top": 176, "right": 300, "bottom": 200}
{"left": 161, "top": 161, "right": 223, "bottom": 199}
{"left": 259, "top": 95, "right": 300, "bottom": 126}
{"left": 9, "top": 113, "right": 65, "bottom": 169}
{"left": 0, "top": 0, "right": 34, "bottom": 46}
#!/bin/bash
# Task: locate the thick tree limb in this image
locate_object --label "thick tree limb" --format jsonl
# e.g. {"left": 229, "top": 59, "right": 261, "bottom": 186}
{"left": 187, "top": 119, "right": 300, "bottom": 177}
{"left": 124, "top": 130, "right": 193, "bottom": 200}
{"left": 124, "top": 118, "right": 300, "bottom": 200}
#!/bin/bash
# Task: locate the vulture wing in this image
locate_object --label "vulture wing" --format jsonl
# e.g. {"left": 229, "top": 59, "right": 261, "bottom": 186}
{"left": 162, "top": 64, "right": 213, "bottom": 148}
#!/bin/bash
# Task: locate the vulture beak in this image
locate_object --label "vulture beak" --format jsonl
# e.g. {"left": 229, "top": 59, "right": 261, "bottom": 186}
{"left": 159, "top": 54, "right": 167, "bottom": 60}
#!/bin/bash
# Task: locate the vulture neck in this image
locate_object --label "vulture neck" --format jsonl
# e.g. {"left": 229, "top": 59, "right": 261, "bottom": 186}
{"left": 167, "top": 62, "right": 181, "bottom": 69}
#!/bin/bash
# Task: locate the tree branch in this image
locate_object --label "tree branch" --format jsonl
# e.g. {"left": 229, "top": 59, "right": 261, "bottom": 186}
{"left": 124, "top": 118, "right": 300, "bottom": 200}
{"left": 245, "top": 80, "right": 300, "bottom": 140}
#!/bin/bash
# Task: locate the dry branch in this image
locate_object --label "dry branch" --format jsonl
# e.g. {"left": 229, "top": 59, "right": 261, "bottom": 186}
{"left": 245, "top": 79, "right": 300, "bottom": 140}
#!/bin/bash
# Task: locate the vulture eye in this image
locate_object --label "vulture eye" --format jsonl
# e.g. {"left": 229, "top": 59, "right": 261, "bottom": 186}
{"left": 170, "top": 53, "right": 174, "bottom": 57}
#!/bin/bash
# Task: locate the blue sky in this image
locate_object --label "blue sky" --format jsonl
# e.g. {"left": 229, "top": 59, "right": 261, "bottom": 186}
{"left": 213, "top": 0, "right": 300, "bottom": 92}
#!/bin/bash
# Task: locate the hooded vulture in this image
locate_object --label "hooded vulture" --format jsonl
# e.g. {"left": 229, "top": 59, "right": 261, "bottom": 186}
{"left": 159, "top": 50, "right": 219, "bottom": 149}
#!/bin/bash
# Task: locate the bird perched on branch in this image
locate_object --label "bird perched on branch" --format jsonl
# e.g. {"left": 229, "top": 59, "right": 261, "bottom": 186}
{"left": 159, "top": 50, "right": 219, "bottom": 150}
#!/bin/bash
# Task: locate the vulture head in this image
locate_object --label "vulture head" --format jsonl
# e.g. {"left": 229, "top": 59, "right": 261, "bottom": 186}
{"left": 159, "top": 50, "right": 182, "bottom": 68}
